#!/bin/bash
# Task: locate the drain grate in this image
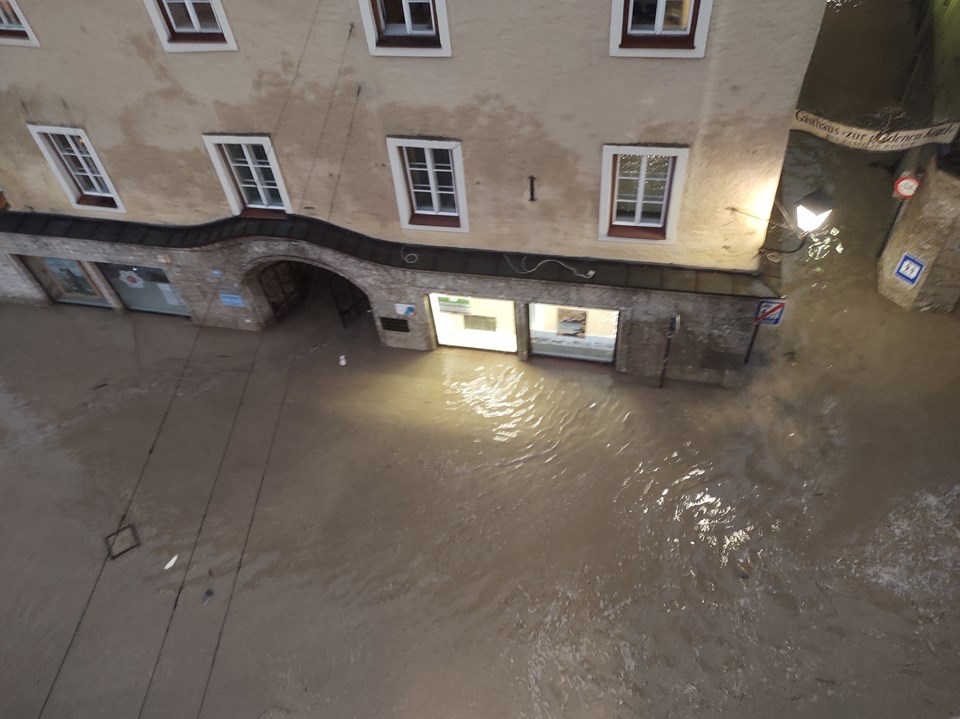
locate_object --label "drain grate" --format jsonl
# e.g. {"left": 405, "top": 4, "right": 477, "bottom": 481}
{"left": 104, "top": 524, "right": 141, "bottom": 559}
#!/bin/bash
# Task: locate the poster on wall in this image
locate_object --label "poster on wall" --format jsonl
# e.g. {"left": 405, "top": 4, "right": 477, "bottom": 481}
{"left": 44, "top": 258, "right": 100, "bottom": 298}
{"left": 557, "top": 308, "right": 587, "bottom": 338}
{"left": 437, "top": 296, "right": 471, "bottom": 314}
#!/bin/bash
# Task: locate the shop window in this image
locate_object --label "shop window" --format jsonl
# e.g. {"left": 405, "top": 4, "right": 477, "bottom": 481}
{"left": 27, "top": 126, "right": 125, "bottom": 213}
{"left": 428, "top": 294, "right": 517, "bottom": 353}
{"left": 0, "top": 0, "right": 39, "bottom": 46}
{"left": 358, "top": 0, "right": 451, "bottom": 56}
{"left": 599, "top": 144, "right": 687, "bottom": 243}
{"left": 203, "top": 135, "right": 292, "bottom": 217}
{"left": 141, "top": 0, "right": 237, "bottom": 51}
{"left": 610, "top": 0, "right": 713, "bottom": 57}
{"left": 387, "top": 138, "right": 468, "bottom": 233}
{"left": 21, "top": 257, "right": 112, "bottom": 307}
{"left": 99, "top": 263, "right": 191, "bottom": 317}
{"left": 529, "top": 304, "right": 620, "bottom": 364}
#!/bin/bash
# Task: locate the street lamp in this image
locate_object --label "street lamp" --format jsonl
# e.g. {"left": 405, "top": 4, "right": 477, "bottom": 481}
{"left": 728, "top": 189, "right": 834, "bottom": 258}
{"left": 795, "top": 189, "right": 833, "bottom": 234}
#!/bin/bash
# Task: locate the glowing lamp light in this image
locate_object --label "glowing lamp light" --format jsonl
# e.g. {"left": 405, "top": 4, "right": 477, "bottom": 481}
{"left": 795, "top": 189, "right": 833, "bottom": 234}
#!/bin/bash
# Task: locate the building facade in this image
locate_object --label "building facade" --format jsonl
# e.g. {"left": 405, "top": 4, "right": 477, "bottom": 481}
{"left": 0, "top": 0, "right": 826, "bottom": 383}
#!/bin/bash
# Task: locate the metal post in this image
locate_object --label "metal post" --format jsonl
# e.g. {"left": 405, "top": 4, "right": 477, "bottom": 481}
{"left": 658, "top": 314, "right": 680, "bottom": 388}
{"left": 743, "top": 322, "right": 761, "bottom": 365}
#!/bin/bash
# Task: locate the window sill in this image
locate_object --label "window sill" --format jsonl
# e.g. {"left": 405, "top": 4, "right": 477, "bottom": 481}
{"left": 367, "top": 41, "right": 450, "bottom": 57}
{"left": 376, "top": 34, "right": 442, "bottom": 49}
{"left": 240, "top": 207, "right": 289, "bottom": 220}
{"left": 77, "top": 195, "right": 119, "bottom": 210}
{"left": 69, "top": 198, "right": 126, "bottom": 214}
{"left": 409, "top": 213, "right": 460, "bottom": 228}
{"left": 610, "top": 44, "right": 705, "bottom": 58}
{"left": 157, "top": 35, "right": 237, "bottom": 52}
{"left": 168, "top": 31, "right": 227, "bottom": 43}
{"left": 606, "top": 224, "right": 667, "bottom": 241}
{"left": 620, "top": 33, "right": 696, "bottom": 50}
{"left": 0, "top": 27, "right": 38, "bottom": 46}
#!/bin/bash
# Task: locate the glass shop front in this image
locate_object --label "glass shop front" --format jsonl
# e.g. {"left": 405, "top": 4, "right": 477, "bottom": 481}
{"left": 528, "top": 303, "right": 619, "bottom": 363}
{"left": 98, "top": 263, "right": 191, "bottom": 317}
{"left": 21, "top": 256, "right": 112, "bottom": 307}
{"left": 428, "top": 293, "right": 518, "bottom": 353}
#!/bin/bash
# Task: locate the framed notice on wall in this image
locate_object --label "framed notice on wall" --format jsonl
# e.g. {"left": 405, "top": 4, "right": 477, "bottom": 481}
{"left": 557, "top": 308, "right": 587, "bottom": 338}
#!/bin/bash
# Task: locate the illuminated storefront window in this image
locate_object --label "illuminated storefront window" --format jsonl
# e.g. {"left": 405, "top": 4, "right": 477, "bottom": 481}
{"left": 529, "top": 303, "right": 619, "bottom": 363}
{"left": 21, "top": 256, "right": 112, "bottom": 307}
{"left": 428, "top": 293, "right": 517, "bottom": 353}
{"left": 98, "top": 263, "right": 190, "bottom": 317}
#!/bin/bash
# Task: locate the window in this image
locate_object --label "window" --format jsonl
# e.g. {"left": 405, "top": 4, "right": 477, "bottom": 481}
{"left": 610, "top": 0, "right": 713, "bottom": 57}
{"left": 358, "top": 0, "right": 451, "bottom": 56}
{"left": 598, "top": 145, "right": 688, "bottom": 243}
{"left": 141, "top": 0, "right": 236, "bottom": 52}
{"left": 386, "top": 138, "right": 468, "bottom": 232}
{"left": 20, "top": 257, "right": 112, "bottom": 307}
{"left": 0, "top": 0, "right": 39, "bottom": 46}
{"left": 203, "top": 135, "right": 293, "bottom": 216}
{"left": 28, "top": 126, "right": 125, "bottom": 212}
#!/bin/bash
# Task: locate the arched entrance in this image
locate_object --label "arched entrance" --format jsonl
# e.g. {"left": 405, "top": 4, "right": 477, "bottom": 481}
{"left": 250, "top": 260, "right": 371, "bottom": 327}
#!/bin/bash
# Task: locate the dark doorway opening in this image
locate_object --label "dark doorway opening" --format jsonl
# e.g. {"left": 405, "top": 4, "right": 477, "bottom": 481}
{"left": 256, "top": 262, "right": 371, "bottom": 326}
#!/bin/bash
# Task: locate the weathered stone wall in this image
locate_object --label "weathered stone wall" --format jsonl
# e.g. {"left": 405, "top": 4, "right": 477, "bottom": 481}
{"left": 879, "top": 157, "right": 960, "bottom": 313}
{"left": 0, "top": 252, "right": 49, "bottom": 306}
{"left": 0, "top": 232, "right": 758, "bottom": 385}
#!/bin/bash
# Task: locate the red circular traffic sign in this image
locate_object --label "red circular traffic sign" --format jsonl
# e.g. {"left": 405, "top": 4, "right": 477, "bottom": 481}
{"left": 894, "top": 174, "right": 921, "bottom": 199}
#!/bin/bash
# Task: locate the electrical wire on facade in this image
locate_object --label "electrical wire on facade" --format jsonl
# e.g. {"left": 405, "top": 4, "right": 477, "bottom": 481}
{"left": 503, "top": 255, "right": 596, "bottom": 280}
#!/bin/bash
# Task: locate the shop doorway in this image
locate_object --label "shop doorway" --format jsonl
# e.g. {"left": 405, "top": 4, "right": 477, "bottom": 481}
{"left": 256, "top": 261, "right": 371, "bottom": 326}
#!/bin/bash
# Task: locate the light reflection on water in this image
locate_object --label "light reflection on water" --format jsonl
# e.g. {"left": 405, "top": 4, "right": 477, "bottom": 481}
{"left": 441, "top": 361, "right": 761, "bottom": 581}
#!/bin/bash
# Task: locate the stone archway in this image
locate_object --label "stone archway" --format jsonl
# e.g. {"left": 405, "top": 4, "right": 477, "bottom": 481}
{"left": 242, "top": 256, "right": 373, "bottom": 328}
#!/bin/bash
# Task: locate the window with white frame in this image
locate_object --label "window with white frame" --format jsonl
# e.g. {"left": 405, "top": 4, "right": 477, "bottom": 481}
{"left": 141, "top": 0, "right": 236, "bottom": 51}
{"left": 28, "top": 126, "right": 124, "bottom": 212}
{"left": 203, "top": 135, "right": 293, "bottom": 216}
{"left": 599, "top": 145, "right": 687, "bottom": 242}
{"left": 386, "top": 138, "right": 468, "bottom": 232}
{"left": 358, "top": 0, "right": 451, "bottom": 56}
{"left": 0, "top": 0, "right": 39, "bottom": 46}
{"left": 610, "top": 0, "right": 713, "bottom": 57}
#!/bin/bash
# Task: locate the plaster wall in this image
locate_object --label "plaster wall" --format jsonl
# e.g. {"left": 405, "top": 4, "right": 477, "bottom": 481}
{"left": 0, "top": 0, "right": 825, "bottom": 272}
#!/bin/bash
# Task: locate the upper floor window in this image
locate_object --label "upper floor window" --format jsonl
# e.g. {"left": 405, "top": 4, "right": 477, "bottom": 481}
{"left": 610, "top": 0, "right": 713, "bottom": 58}
{"left": 386, "top": 137, "right": 468, "bottom": 232}
{"left": 0, "top": 0, "right": 39, "bottom": 46}
{"left": 358, "top": 0, "right": 451, "bottom": 57}
{"left": 141, "top": 0, "right": 237, "bottom": 52}
{"left": 598, "top": 145, "right": 688, "bottom": 243}
{"left": 28, "top": 125, "right": 125, "bottom": 213}
{"left": 203, "top": 135, "right": 293, "bottom": 217}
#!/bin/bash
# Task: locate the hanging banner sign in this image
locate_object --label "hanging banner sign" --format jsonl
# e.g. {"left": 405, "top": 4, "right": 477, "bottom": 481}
{"left": 792, "top": 110, "right": 960, "bottom": 152}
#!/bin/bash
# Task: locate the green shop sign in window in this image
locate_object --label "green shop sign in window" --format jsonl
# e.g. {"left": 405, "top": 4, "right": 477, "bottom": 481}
{"left": 437, "top": 296, "right": 471, "bottom": 314}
